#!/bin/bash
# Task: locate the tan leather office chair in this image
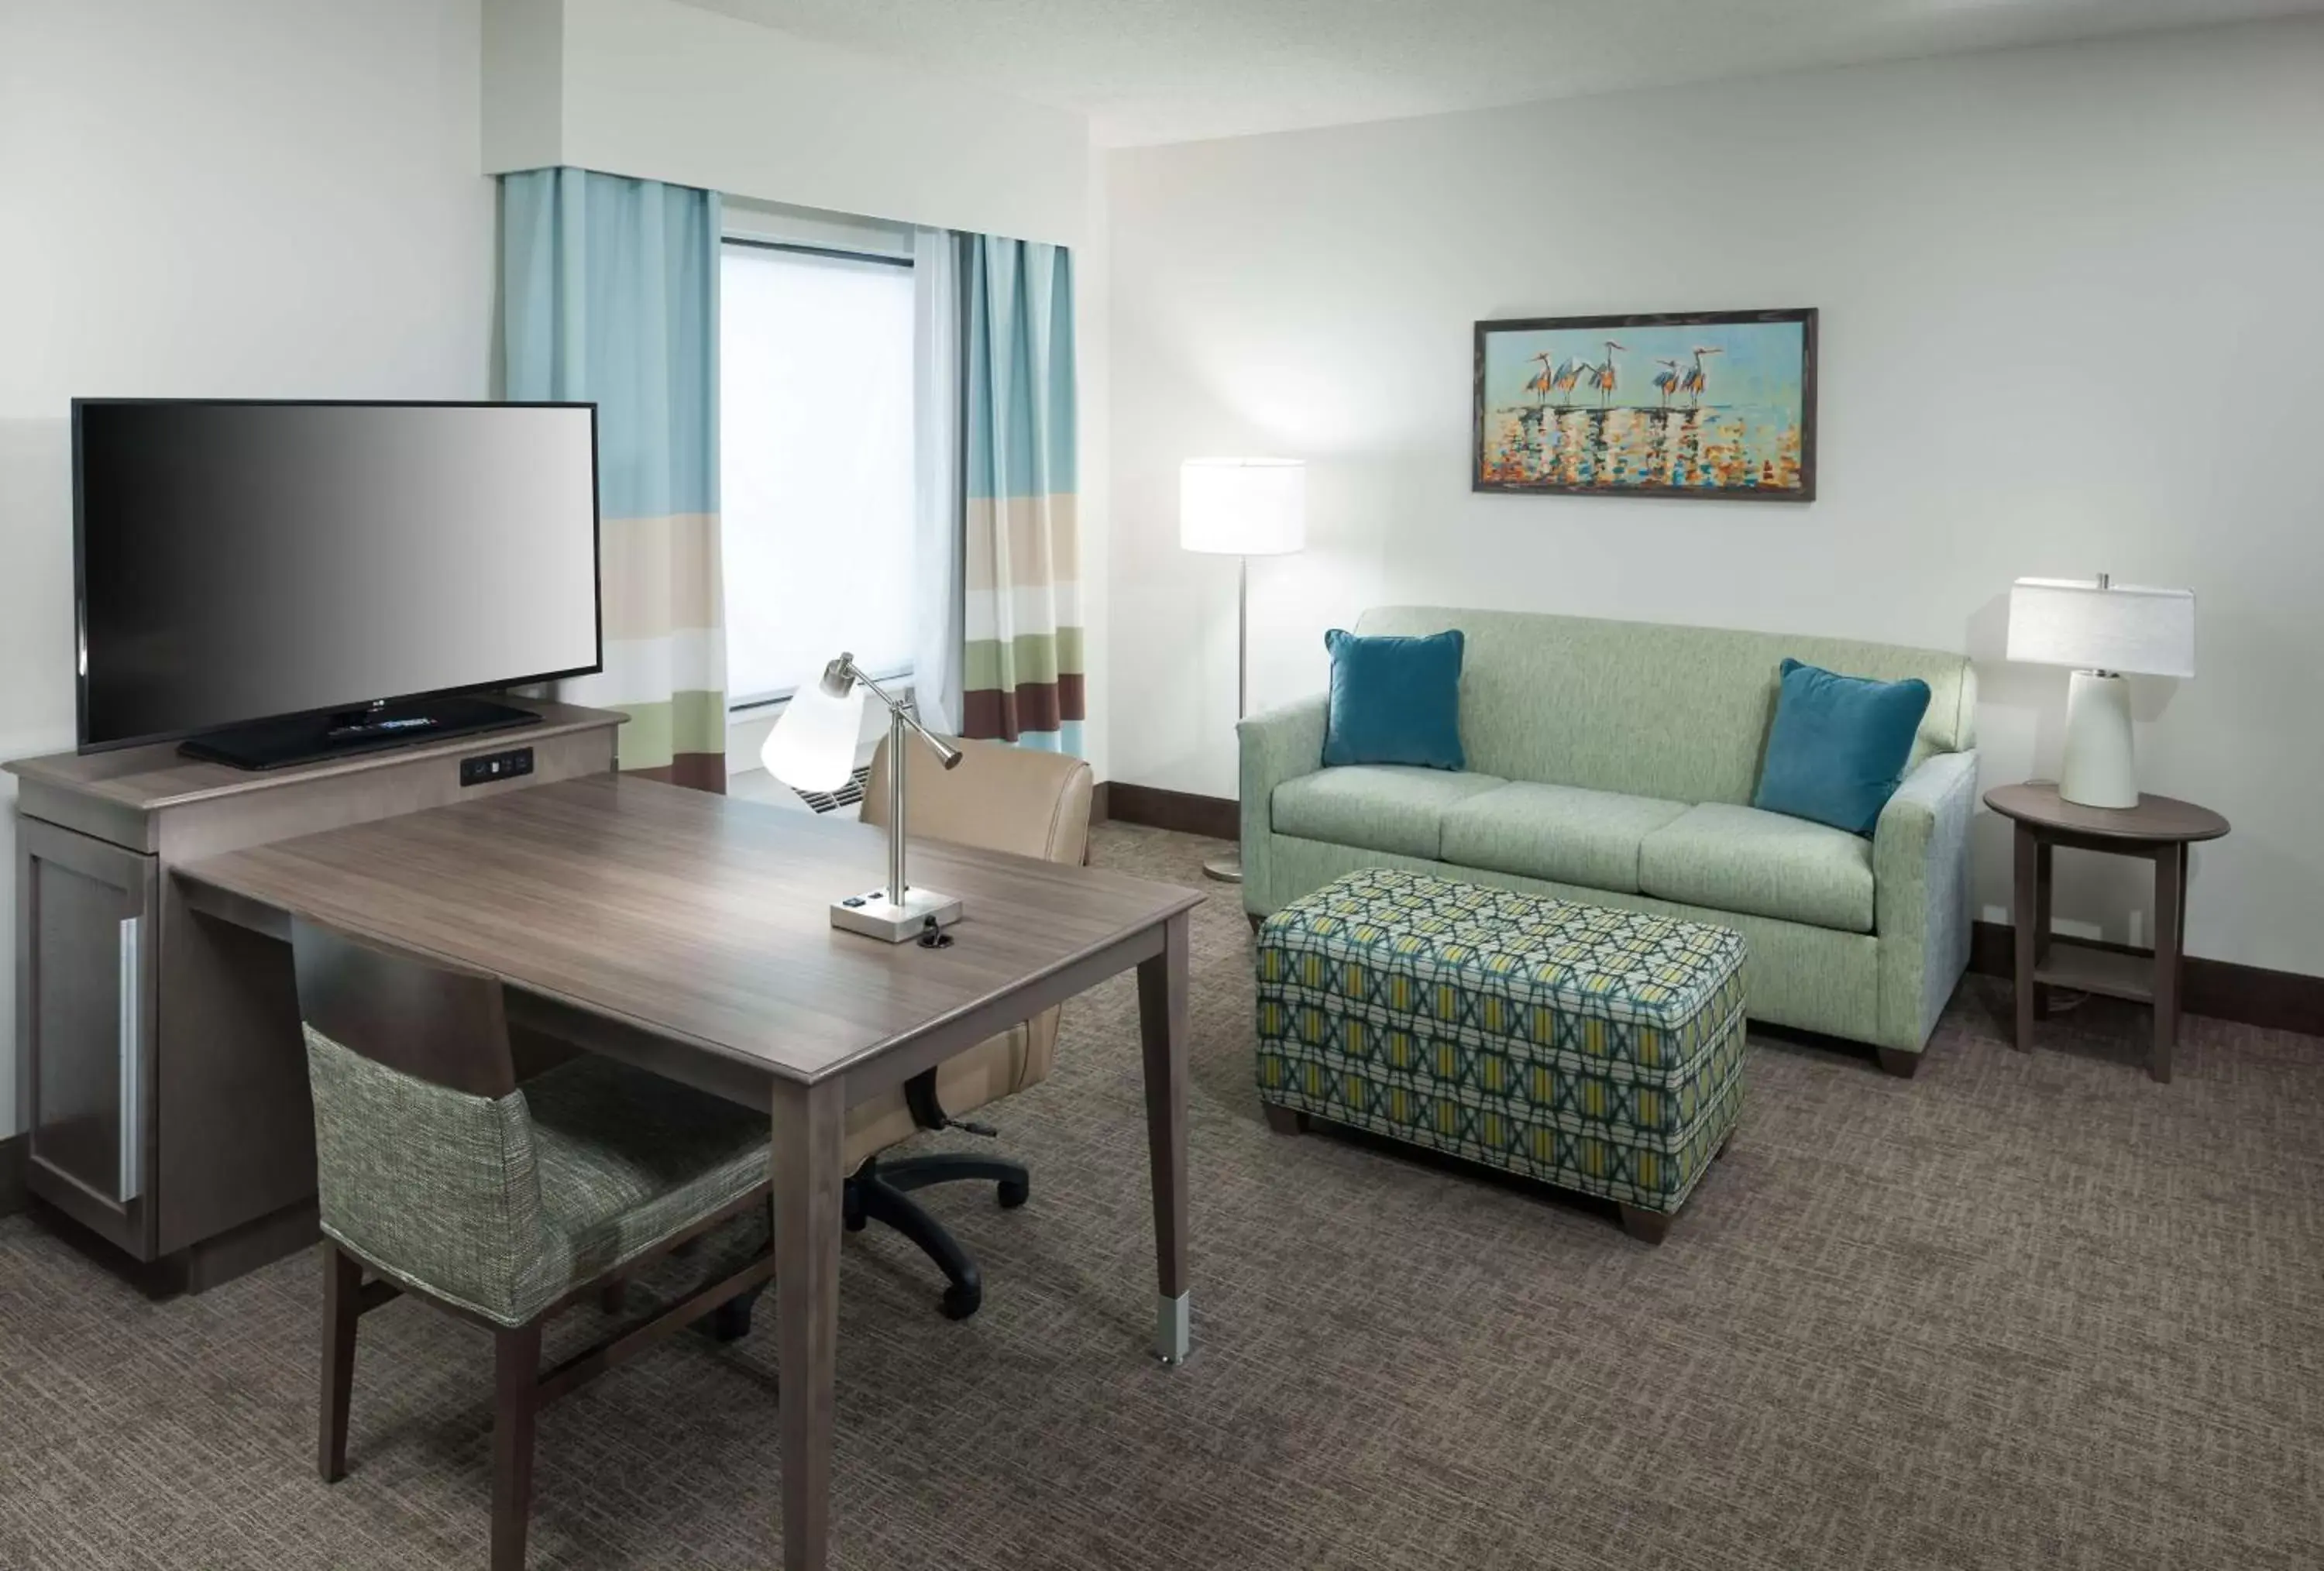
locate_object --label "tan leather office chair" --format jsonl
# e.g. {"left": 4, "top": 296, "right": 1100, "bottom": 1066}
{"left": 843, "top": 734, "right": 1094, "bottom": 1318}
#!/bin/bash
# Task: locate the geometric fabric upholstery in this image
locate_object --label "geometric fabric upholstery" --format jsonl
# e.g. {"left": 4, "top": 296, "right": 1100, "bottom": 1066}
{"left": 1255, "top": 869, "right": 1747, "bottom": 1218}
{"left": 304, "top": 1029, "right": 771, "bottom": 1328}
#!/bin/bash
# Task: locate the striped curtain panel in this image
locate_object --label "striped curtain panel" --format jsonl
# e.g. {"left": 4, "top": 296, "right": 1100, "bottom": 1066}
{"left": 499, "top": 167, "right": 727, "bottom": 792}
{"left": 961, "top": 235, "right": 1082, "bottom": 755}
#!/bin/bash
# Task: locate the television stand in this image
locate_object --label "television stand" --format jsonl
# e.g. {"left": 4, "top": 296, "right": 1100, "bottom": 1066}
{"left": 178, "top": 695, "right": 545, "bottom": 771}
{"left": 4, "top": 700, "right": 624, "bottom": 1289}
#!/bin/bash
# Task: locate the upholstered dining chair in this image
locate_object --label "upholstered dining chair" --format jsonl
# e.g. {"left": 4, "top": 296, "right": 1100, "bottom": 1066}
{"left": 838, "top": 734, "right": 1094, "bottom": 1319}
{"left": 292, "top": 918, "right": 776, "bottom": 1571}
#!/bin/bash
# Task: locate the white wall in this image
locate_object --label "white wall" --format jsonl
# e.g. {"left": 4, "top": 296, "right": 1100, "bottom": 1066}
{"left": 0, "top": 0, "right": 497, "bottom": 1135}
{"left": 485, "top": 0, "right": 1093, "bottom": 249}
{"left": 1107, "top": 19, "right": 2324, "bottom": 978}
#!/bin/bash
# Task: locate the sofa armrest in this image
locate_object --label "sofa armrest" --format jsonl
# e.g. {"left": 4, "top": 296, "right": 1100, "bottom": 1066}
{"left": 1236, "top": 693, "right": 1329, "bottom": 915}
{"left": 1872, "top": 748, "right": 1979, "bottom": 1053}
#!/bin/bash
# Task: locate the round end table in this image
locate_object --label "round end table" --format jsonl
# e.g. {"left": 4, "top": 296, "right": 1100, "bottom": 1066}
{"left": 1983, "top": 782, "right": 2229, "bottom": 1083}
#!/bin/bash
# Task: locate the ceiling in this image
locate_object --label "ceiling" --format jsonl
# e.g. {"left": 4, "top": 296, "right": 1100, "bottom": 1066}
{"left": 673, "top": 0, "right": 2324, "bottom": 146}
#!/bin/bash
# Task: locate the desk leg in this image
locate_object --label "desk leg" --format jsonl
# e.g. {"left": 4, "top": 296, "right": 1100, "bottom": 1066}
{"left": 1137, "top": 909, "right": 1191, "bottom": 1365}
{"left": 2012, "top": 823, "right": 2039, "bottom": 1053}
{"left": 2152, "top": 845, "right": 2185, "bottom": 1085}
{"left": 772, "top": 1077, "right": 844, "bottom": 1569}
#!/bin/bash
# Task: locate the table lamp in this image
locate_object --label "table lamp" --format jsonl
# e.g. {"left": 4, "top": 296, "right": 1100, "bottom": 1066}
{"left": 763, "top": 653, "right": 964, "bottom": 941}
{"left": 1181, "top": 456, "right": 1306, "bottom": 882}
{"left": 2006, "top": 574, "right": 2195, "bottom": 810}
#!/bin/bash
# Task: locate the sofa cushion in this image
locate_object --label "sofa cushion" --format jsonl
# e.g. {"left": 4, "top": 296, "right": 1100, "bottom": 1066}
{"left": 1271, "top": 766, "right": 1507, "bottom": 861}
{"left": 1439, "top": 783, "right": 1690, "bottom": 894}
{"left": 1322, "top": 627, "right": 1467, "bottom": 770}
{"left": 1639, "top": 803, "right": 1875, "bottom": 933}
{"left": 1753, "top": 658, "right": 1932, "bottom": 836}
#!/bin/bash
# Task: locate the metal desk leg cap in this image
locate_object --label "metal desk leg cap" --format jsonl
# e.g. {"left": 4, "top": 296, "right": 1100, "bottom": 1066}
{"left": 1153, "top": 1291, "right": 1191, "bottom": 1366}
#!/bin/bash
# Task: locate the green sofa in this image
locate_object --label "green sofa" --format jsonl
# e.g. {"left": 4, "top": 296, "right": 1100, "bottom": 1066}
{"left": 1237, "top": 607, "right": 1979, "bottom": 1072}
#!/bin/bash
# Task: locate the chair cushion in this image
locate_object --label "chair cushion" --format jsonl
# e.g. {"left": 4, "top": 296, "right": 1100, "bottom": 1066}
{"left": 1439, "top": 782, "right": 1690, "bottom": 893}
{"left": 1639, "top": 802, "right": 1875, "bottom": 933}
{"left": 1322, "top": 627, "right": 1467, "bottom": 770}
{"left": 1753, "top": 658, "right": 1933, "bottom": 836}
{"left": 524, "top": 1055, "right": 773, "bottom": 1297}
{"left": 305, "top": 1030, "right": 771, "bottom": 1328}
{"left": 1271, "top": 765, "right": 1508, "bottom": 861}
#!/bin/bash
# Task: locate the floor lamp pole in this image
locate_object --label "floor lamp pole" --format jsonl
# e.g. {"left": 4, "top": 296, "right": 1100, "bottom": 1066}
{"left": 1202, "top": 555, "right": 1248, "bottom": 884}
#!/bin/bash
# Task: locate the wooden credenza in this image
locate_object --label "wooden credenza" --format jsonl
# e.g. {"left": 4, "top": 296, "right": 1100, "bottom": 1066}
{"left": 7, "top": 701, "right": 621, "bottom": 1288}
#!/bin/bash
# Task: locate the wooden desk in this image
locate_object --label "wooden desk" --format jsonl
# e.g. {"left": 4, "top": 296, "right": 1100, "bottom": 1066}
{"left": 1985, "top": 782, "right": 2230, "bottom": 1083}
{"left": 173, "top": 772, "right": 1205, "bottom": 1571}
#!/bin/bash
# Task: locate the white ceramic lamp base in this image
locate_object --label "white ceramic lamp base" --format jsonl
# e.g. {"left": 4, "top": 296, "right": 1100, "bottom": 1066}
{"left": 2060, "top": 669, "right": 2138, "bottom": 810}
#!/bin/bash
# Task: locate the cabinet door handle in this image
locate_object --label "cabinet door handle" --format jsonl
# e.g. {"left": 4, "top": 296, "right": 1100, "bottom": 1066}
{"left": 117, "top": 915, "right": 143, "bottom": 1202}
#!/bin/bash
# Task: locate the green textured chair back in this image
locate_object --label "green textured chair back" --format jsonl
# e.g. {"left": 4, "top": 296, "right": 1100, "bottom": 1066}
{"left": 1354, "top": 606, "right": 1977, "bottom": 806}
{"left": 290, "top": 920, "right": 560, "bottom": 1325}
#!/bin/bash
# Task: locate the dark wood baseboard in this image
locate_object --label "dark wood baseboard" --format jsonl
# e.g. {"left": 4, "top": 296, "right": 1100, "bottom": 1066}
{"left": 1969, "top": 919, "right": 2322, "bottom": 1038}
{"left": 1102, "top": 782, "right": 1239, "bottom": 842}
{"left": 0, "top": 1133, "right": 26, "bottom": 1219}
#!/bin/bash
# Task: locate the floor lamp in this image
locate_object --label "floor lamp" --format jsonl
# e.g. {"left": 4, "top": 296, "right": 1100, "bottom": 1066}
{"left": 1181, "top": 457, "right": 1307, "bottom": 883}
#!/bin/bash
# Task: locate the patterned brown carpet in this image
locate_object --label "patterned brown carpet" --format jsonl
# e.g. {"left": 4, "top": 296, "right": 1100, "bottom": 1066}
{"left": 2, "top": 821, "right": 2319, "bottom": 1569}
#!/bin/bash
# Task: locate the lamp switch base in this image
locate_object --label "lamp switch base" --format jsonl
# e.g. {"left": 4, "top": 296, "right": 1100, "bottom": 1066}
{"left": 831, "top": 886, "right": 964, "bottom": 944}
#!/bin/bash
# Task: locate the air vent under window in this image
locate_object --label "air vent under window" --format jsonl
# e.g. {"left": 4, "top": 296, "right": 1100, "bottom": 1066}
{"left": 792, "top": 764, "right": 872, "bottom": 816}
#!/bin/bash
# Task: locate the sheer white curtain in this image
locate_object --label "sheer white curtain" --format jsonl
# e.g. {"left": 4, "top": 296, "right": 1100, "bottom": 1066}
{"left": 910, "top": 226, "right": 964, "bottom": 733}
{"left": 721, "top": 244, "right": 916, "bottom": 700}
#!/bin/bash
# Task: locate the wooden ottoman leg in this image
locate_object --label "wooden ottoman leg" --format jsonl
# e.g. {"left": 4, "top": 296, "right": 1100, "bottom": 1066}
{"left": 1262, "top": 1104, "right": 1308, "bottom": 1136}
{"left": 1875, "top": 1047, "right": 1920, "bottom": 1079}
{"left": 1618, "top": 1205, "right": 1672, "bottom": 1246}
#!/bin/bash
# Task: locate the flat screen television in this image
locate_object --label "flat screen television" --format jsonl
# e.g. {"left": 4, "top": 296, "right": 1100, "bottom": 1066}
{"left": 74, "top": 399, "right": 602, "bottom": 768}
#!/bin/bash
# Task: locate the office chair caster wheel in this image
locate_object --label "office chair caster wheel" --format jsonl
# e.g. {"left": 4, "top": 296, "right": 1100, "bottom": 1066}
{"left": 940, "top": 1281, "right": 982, "bottom": 1321}
{"left": 997, "top": 1175, "right": 1030, "bottom": 1210}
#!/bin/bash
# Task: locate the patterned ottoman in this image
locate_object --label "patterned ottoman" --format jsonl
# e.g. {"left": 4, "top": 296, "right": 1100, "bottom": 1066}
{"left": 1253, "top": 868, "right": 1747, "bottom": 1243}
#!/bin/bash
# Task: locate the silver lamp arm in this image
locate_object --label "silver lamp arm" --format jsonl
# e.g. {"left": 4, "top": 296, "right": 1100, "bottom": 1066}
{"left": 834, "top": 656, "right": 963, "bottom": 771}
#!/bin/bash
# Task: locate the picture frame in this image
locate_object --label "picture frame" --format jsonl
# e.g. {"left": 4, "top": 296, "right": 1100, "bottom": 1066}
{"left": 1471, "top": 308, "right": 1818, "bottom": 502}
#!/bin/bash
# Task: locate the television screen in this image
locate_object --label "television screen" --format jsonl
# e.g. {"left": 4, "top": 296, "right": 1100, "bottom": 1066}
{"left": 74, "top": 400, "right": 601, "bottom": 751}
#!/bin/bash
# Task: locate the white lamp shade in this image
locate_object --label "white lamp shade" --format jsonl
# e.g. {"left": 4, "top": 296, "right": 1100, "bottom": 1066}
{"left": 761, "top": 675, "right": 866, "bottom": 792}
{"left": 2006, "top": 577, "right": 2195, "bottom": 679}
{"left": 1180, "top": 457, "right": 1306, "bottom": 555}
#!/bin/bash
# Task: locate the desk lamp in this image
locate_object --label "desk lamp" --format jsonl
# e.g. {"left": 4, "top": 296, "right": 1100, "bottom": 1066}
{"left": 763, "top": 653, "right": 964, "bottom": 941}
{"left": 2006, "top": 575, "right": 2195, "bottom": 809}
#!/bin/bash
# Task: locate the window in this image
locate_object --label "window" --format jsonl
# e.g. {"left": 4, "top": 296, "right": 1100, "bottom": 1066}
{"left": 720, "top": 241, "right": 916, "bottom": 704}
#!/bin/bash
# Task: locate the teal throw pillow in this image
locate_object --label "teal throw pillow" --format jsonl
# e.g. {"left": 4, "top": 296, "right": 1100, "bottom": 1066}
{"left": 1322, "top": 628, "right": 1466, "bottom": 770}
{"left": 1753, "top": 658, "right": 1931, "bottom": 836}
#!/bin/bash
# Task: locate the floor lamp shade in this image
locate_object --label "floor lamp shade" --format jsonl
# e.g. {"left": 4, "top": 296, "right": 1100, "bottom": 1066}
{"left": 2006, "top": 576, "right": 2195, "bottom": 810}
{"left": 1180, "top": 458, "right": 1307, "bottom": 555}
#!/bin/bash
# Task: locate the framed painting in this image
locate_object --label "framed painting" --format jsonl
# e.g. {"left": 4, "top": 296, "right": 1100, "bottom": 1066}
{"left": 1472, "top": 308, "right": 1817, "bottom": 501}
